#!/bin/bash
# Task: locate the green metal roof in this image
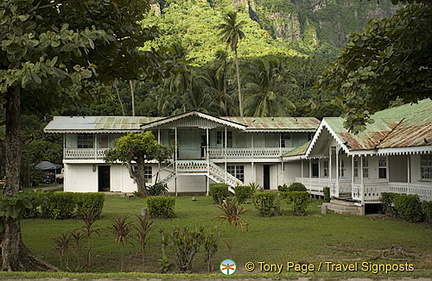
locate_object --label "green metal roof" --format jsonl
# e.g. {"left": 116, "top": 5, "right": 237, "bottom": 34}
{"left": 326, "top": 99, "right": 432, "bottom": 151}
{"left": 222, "top": 116, "right": 320, "bottom": 131}
{"left": 282, "top": 141, "right": 311, "bottom": 158}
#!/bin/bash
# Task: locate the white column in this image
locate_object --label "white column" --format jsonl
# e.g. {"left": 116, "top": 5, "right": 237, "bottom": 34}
{"left": 351, "top": 156, "right": 355, "bottom": 199}
{"left": 251, "top": 134, "right": 255, "bottom": 181}
{"left": 335, "top": 147, "right": 340, "bottom": 198}
{"left": 360, "top": 155, "right": 364, "bottom": 205}
{"left": 407, "top": 154, "right": 411, "bottom": 194}
{"left": 94, "top": 134, "right": 97, "bottom": 160}
{"left": 224, "top": 126, "right": 227, "bottom": 184}
{"left": 206, "top": 128, "right": 210, "bottom": 196}
{"left": 329, "top": 146, "right": 333, "bottom": 188}
{"left": 174, "top": 127, "right": 178, "bottom": 196}
{"left": 300, "top": 159, "right": 304, "bottom": 184}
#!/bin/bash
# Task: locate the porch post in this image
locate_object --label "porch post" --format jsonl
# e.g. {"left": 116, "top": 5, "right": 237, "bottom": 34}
{"left": 360, "top": 155, "right": 364, "bottom": 205}
{"left": 94, "top": 134, "right": 97, "bottom": 160}
{"left": 157, "top": 129, "right": 161, "bottom": 173}
{"left": 407, "top": 154, "right": 411, "bottom": 194}
{"left": 252, "top": 134, "right": 255, "bottom": 181}
{"left": 224, "top": 126, "right": 227, "bottom": 184}
{"left": 335, "top": 147, "right": 340, "bottom": 198}
{"left": 351, "top": 155, "right": 355, "bottom": 199}
{"left": 174, "top": 127, "right": 178, "bottom": 196}
{"left": 308, "top": 159, "right": 312, "bottom": 189}
{"left": 300, "top": 159, "right": 304, "bottom": 184}
{"left": 329, "top": 146, "right": 333, "bottom": 190}
{"left": 206, "top": 128, "right": 210, "bottom": 196}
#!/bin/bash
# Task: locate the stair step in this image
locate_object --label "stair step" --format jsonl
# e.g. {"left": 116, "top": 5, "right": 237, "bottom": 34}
{"left": 330, "top": 199, "right": 357, "bottom": 207}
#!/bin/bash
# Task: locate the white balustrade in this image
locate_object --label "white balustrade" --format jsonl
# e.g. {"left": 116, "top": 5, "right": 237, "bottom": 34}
{"left": 65, "top": 148, "right": 108, "bottom": 159}
{"left": 208, "top": 147, "right": 293, "bottom": 158}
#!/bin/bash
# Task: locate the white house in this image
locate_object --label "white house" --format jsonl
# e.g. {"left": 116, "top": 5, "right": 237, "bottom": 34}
{"left": 283, "top": 99, "right": 432, "bottom": 214}
{"left": 44, "top": 111, "right": 320, "bottom": 194}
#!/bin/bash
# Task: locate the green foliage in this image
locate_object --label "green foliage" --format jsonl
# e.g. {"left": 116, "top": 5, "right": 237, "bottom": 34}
{"left": 288, "top": 182, "right": 307, "bottom": 192}
{"left": 135, "top": 214, "right": 154, "bottom": 266}
{"left": 165, "top": 226, "right": 206, "bottom": 272}
{"left": 110, "top": 215, "right": 134, "bottom": 271}
{"left": 105, "top": 131, "right": 173, "bottom": 197}
{"left": 323, "top": 186, "right": 331, "bottom": 202}
{"left": 317, "top": 3, "right": 432, "bottom": 132}
{"left": 252, "top": 192, "right": 280, "bottom": 217}
{"left": 277, "top": 183, "right": 289, "bottom": 192}
{"left": 76, "top": 193, "right": 105, "bottom": 219}
{"left": 286, "top": 191, "right": 311, "bottom": 216}
{"left": 147, "top": 197, "right": 176, "bottom": 219}
{"left": 380, "top": 192, "right": 399, "bottom": 216}
{"left": 422, "top": 201, "right": 432, "bottom": 223}
{"left": 248, "top": 182, "right": 262, "bottom": 193}
{"left": 204, "top": 230, "right": 220, "bottom": 273}
{"left": 381, "top": 193, "right": 425, "bottom": 222}
{"left": 41, "top": 192, "right": 78, "bottom": 220}
{"left": 234, "top": 185, "right": 253, "bottom": 204}
{"left": 147, "top": 182, "right": 169, "bottom": 196}
{"left": 209, "top": 183, "right": 229, "bottom": 204}
{"left": 394, "top": 194, "right": 424, "bottom": 223}
{"left": 38, "top": 192, "right": 105, "bottom": 220}
{"left": 0, "top": 190, "right": 45, "bottom": 221}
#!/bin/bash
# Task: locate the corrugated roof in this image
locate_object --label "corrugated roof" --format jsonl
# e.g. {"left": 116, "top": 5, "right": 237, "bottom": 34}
{"left": 44, "top": 116, "right": 162, "bottom": 133}
{"left": 45, "top": 113, "right": 320, "bottom": 133}
{"left": 282, "top": 141, "right": 311, "bottom": 158}
{"left": 222, "top": 116, "right": 320, "bottom": 131}
{"left": 325, "top": 99, "right": 432, "bottom": 151}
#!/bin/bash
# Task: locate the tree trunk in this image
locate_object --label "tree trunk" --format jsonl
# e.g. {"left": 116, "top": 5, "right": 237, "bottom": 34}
{"left": 126, "top": 161, "right": 148, "bottom": 197}
{"left": 1, "top": 85, "right": 59, "bottom": 271}
{"left": 234, "top": 50, "right": 243, "bottom": 117}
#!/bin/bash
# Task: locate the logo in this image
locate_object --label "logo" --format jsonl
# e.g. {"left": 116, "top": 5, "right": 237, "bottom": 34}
{"left": 220, "top": 259, "right": 237, "bottom": 276}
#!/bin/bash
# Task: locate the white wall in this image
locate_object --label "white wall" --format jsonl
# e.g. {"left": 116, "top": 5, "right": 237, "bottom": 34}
{"left": 64, "top": 163, "right": 98, "bottom": 192}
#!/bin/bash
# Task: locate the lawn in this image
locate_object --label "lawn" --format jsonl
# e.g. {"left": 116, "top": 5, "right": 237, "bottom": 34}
{"left": 17, "top": 194, "right": 432, "bottom": 278}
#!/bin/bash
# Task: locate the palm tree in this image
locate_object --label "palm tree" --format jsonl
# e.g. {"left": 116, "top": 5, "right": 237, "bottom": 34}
{"left": 243, "top": 57, "right": 297, "bottom": 117}
{"left": 218, "top": 11, "right": 246, "bottom": 116}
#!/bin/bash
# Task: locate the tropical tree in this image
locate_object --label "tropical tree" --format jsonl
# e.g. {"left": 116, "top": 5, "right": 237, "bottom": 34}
{"left": 218, "top": 11, "right": 246, "bottom": 116}
{"left": 104, "top": 132, "right": 173, "bottom": 197}
{"left": 243, "top": 57, "right": 296, "bottom": 117}
{"left": 0, "top": 0, "right": 161, "bottom": 271}
{"left": 317, "top": 2, "right": 431, "bottom": 133}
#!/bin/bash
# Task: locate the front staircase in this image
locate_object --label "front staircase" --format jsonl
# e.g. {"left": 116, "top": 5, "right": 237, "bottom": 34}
{"left": 157, "top": 160, "right": 242, "bottom": 193}
{"left": 325, "top": 198, "right": 364, "bottom": 215}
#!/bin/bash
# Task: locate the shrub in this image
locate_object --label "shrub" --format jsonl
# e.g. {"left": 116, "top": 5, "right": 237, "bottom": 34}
{"left": 252, "top": 192, "right": 280, "bottom": 217}
{"left": 288, "top": 182, "right": 307, "bottom": 192}
{"left": 166, "top": 226, "right": 205, "bottom": 272}
{"left": 277, "top": 183, "right": 289, "bottom": 192}
{"left": 323, "top": 187, "right": 331, "bottom": 202}
{"left": 234, "top": 185, "right": 253, "bottom": 204}
{"left": 76, "top": 193, "right": 105, "bottom": 218}
{"left": 248, "top": 182, "right": 262, "bottom": 192}
{"left": 380, "top": 192, "right": 399, "bottom": 216}
{"left": 422, "top": 201, "right": 432, "bottom": 223}
{"left": 147, "top": 182, "right": 169, "bottom": 196}
{"left": 394, "top": 194, "right": 423, "bottom": 222}
{"left": 41, "top": 192, "right": 77, "bottom": 219}
{"left": 147, "top": 196, "right": 176, "bottom": 219}
{"left": 209, "top": 183, "right": 229, "bottom": 204}
{"left": 287, "top": 191, "right": 311, "bottom": 216}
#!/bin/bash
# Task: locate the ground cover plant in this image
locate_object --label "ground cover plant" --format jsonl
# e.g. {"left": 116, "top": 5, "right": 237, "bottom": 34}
{"left": 18, "top": 194, "right": 432, "bottom": 277}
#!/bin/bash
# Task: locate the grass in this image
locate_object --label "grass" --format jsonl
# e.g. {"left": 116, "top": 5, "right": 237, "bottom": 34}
{"left": 16, "top": 194, "right": 432, "bottom": 278}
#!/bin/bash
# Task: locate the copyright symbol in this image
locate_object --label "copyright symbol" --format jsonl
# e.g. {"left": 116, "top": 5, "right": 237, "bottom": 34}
{"left": 244, "top": 261, "right": 255, "bottom": 272}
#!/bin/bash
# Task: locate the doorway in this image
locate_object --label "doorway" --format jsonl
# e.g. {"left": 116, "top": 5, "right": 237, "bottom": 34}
{"left": 98, "top": 166, "right": 110, "bottom": 192}
{"left": 263, "top": 165, "right": 270, "bottom": 190}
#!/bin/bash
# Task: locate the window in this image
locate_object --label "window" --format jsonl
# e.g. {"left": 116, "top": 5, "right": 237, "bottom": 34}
{"left": 144, "top": 166, "right": 152, "bottom": 184}
{"left": 216, "top": 131, "right": 232, "bottom": 148}
{"left": 77, "top": 134, "right": 94, "bottom": 148}
{"left": 339, "top": 159, "right": 345, "bottom": 178}
{"left": 354, "top": 158, "right": 359, "bottom": 177}
{"left": 378, "top": 157, "right": 387, "bottom": 179}
{"left": 227, "top": 165, "right": 244, "bottom": 182}
{"left": 421, "top": 154, "right": 432, "bottom": 180}
{"left": 281, "top": 133, "right": 291, "bottom": 148}
{"left": 311, "top": 160, "right": 319, "bottom": 178}
{"left": 98, "top": 135, "right": 109, "bottom": 148}
{"left": 363, "top": 158, "right": 369, "bottom": 178}
{"left": 323, "top": 160, "right": 329, "bottom": 177}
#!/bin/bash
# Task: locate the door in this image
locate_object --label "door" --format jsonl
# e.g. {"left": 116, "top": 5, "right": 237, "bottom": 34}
{"left": 98, "top": 166, "right": 110, "bottom": 192}
{"left": 178, "top": 130, "right": 201, "bottom": 159}
{"left": 263, "top": 165, "right": 270, "bottom": 190}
